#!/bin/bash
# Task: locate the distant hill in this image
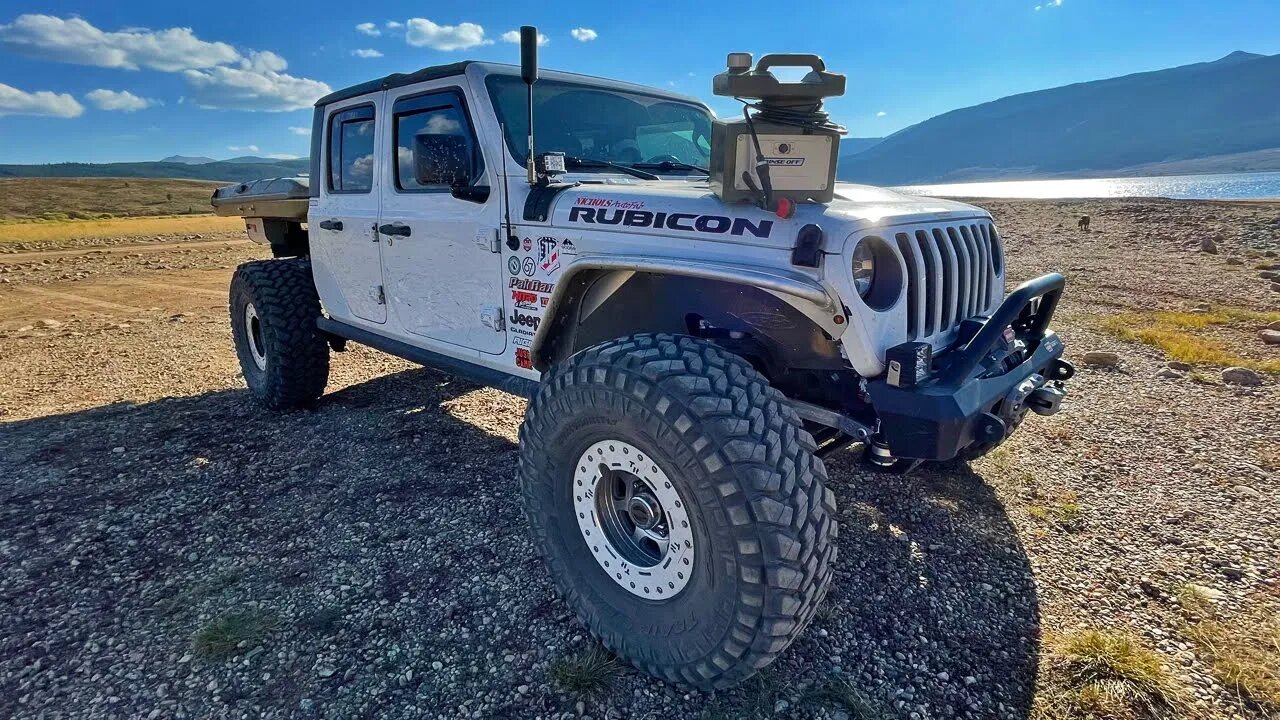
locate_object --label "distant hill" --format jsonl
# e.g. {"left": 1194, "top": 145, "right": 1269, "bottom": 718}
{"left": 839, "top": 51, "right": 1280, "bottom": 184}
{"left": 0, "top": 157, "right": 310, "bottom": 183}
{"left": 839, "top": 137, "right": 883, "bottom": 157}
{"left": 223, "top": 155, "right": 302, "bottom": 165}
{"left": 161, "top": 155, "right": 217, "bottom": 165}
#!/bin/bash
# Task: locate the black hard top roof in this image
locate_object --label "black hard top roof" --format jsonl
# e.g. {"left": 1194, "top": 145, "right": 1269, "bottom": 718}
{"left": 315, "top": 61, "right": 475, "bottom": 107}
{"left": 315, "top": 61, "right": 707, "bottom": 109}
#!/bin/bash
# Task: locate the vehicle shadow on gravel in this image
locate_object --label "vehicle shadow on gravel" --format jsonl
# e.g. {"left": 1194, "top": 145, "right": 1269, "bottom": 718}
{"left": 0, "top": 369, "right": 1038, "bottom": 719}
{"left": 794, "top": 454, "right": 1041, "bottom": 718}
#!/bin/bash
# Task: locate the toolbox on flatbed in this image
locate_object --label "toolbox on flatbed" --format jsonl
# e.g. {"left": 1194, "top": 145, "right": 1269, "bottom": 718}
{"left": 211, "top": 176, "right": 309, "bottom": 221}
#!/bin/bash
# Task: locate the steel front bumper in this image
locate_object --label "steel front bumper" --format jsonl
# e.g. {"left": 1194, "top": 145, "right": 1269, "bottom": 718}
{"left": 866, "top": 273, "right": 1072, "bottom": 461}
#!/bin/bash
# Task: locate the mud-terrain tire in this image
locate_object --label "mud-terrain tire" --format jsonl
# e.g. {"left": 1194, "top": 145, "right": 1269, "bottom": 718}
{"left": 229, "top": 259, "right": 329, "bottom": 409}
{"left": 519, "top": 334, "right": 837, "bottom": 690}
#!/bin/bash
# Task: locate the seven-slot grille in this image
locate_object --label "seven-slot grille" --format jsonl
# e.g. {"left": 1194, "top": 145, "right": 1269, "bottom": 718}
{"left": 891, "top": 221, "right": 1004, "bottom": 342}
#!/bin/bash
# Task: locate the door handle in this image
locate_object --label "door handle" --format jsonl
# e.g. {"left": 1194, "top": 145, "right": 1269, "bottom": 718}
{"left": 318, "top": 219, "right": 343, "bottom": 231}
{"left": 378, "top": 223, "right": 412, "bottom": 237}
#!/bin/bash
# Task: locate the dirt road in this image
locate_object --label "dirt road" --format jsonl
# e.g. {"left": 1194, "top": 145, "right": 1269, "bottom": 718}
{"left": 1, "top": 202, "right": 1277, "bottom": 720}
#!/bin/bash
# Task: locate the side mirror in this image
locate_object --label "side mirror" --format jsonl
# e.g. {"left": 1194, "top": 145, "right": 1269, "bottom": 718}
{"left": 413, "top": 134, "right": 471, "bottom": 188}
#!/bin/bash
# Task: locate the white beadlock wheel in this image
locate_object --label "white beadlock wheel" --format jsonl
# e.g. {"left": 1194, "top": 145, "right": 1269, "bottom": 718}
{"left": 573, "top": 439, "right": 695, "bottom": 600}
{"left": 243, "top": 302, "right": 268, "bottom": 371}
{"left": 519, "top": 334, "right": 837, "bottom": 690}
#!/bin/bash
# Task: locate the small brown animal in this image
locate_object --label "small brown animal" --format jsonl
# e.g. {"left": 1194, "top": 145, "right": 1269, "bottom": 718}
{"left": 1078, "top": 215, "right": 1091, "bottom": 231}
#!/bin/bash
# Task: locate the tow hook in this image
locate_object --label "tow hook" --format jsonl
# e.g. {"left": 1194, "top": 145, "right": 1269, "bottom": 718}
{"left": 1027, "top": 384, "right": 1066, "bottom": 416}
{"left": 1005, "top": 372, "right": 1066, "bottom": 419}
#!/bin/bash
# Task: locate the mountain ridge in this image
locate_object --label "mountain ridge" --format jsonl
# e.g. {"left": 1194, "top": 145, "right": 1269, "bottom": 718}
{"left": 0, "top": 157, "right": 310, "bottom": 183}
{"left": 839, "top": 50, "right": 1280, "bottom": 184}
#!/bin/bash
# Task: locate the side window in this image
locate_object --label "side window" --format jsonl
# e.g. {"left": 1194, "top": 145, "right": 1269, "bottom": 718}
{"left": 393, "top": 91, "right": 483, "bottom": 191}
{"left": 327, "top": 105, "right": 376, "bottom": 193}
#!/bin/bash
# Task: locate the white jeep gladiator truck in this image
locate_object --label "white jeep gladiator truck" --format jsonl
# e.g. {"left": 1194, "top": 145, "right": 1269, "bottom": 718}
{"left": 212, "top": 33, "right": 1071, "bottom": 690}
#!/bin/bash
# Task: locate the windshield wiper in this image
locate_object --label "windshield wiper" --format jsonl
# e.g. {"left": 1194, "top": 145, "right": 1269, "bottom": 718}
{"left": 631, "top": 160, "right": 710, "bottom": 175}
{"left": 563, "top": 156, "right": 660, "bottom": 180}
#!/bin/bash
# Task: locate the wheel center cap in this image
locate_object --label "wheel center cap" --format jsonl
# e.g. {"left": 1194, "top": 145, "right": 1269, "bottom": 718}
{"left": 628, "top": 495, "right": 661, "bottom": 530}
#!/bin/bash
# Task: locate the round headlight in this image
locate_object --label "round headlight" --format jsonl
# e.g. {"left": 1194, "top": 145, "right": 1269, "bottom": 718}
{"left": 851, "top": 241, "right": 876, "bottom": 299}
{"left": 849, "top": 236, "right": 904, "bottom": 311}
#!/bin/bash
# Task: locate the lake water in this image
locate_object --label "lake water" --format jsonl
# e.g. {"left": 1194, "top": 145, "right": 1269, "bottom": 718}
{"left": 895, "top": 171, "right": 1280, "bottom": 200}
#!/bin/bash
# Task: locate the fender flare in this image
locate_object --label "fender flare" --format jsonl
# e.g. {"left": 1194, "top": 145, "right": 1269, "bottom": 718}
{"left": 530, "top": 254, "right": 848, "bottom": 371}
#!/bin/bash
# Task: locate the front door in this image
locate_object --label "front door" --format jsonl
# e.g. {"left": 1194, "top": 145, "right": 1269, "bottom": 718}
{"left": 378, "top": 85, "right": 506, "bottom": 355}
{"left": 310, "top": 99, "right": 386, "bottom": 324}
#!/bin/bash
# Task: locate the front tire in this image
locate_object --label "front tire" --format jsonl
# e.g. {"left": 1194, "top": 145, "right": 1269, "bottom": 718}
{"left": 519, "top": 334, "right": 836, "bottom": 690}
{"left": 229, "top": 259, "right": 329, "bottom": 409}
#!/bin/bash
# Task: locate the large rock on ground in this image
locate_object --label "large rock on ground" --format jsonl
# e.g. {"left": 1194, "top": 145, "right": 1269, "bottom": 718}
{"left": 1200, "top": 238, "right": 1218, "bottom": 254}
{"left": 1260, "top": 329, "right": 1280, "bottom": 345}
{"left": 1082, "top": 351, "right": 1121, "bottom": 367}
{"left": 1221, "top": 367, "right": 1263, "bottom": 386}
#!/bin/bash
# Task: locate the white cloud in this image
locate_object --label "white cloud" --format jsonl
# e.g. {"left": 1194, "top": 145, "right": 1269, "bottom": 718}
{"left": 0, "top": 14, "right": 238, "bottom": 71}
{"left": 404, "top": 18, "right": 492, "bottom": 51}
{"left": 243, "top": 50, "right": 287, "bottom": 73}
{"left": 228, "top": 145, "right": 260, "bottom": 153}
{"left": 570, "top": 27, "right": 598, "bottom": 42}
{"left": 0, "top": 82, "right": 84, "bottom": 117}
{"left": 385, "top": 21, "right": 404, "bottom": 30}
{"left": 501, "top": 30, "right": 549, "bottom": 46}
{"left": 182, "top": 50, "right": 330, "bottom": 111}
{"left": 288, "top": 126, "right": 311, "bottom": 136}
{"left": 85, "top": 88, "right": 159, "bottom": 112}
{"left": 1035, "top": 0, "right": 1063, "bottom": 9}
{"left": 876, "top": 111, "right": 887, "bottom": 117}
{"left": 184, "top": 63, "right": 330, "bottom": 111}
{"left": 355, "top": 22, "right": 380, "bottom": 36}
{"left": 263, "top": 153, "right": 300, "bottom": 159}
{"left": 0, "top": 15, "right": 329, "bottom": 112}
{"left": 352, "top": 48, "right": 383, "bottom": 58}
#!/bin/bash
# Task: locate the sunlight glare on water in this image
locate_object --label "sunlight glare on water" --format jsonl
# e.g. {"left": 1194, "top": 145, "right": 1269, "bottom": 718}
{"left": 894, "top": 171, "right": 1280, "bottom": 200}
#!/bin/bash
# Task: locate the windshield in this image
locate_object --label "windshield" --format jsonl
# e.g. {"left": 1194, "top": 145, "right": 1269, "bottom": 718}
{"left": 485, "top": 75, "right": 712, "bottom": 173}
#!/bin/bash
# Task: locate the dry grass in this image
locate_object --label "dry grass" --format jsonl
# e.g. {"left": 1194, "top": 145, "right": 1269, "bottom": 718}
{"left": 806, "top": 676, "right": 883, "bottom": 717}
{"left": 1028, "top": 492, "right": 1085, "bottom": 531}
{"left": 0, "top": 215, "right": 243, "bottom": 244}
{"left": 1098, "top": 308, "right": 1280, "bottom": 373}
{"left": 971, "top": 444, "right": 1038, "bottom": 492}
{"left": 1035, "top": 629, "right": 1185, "bottom": 719}
{"left": 1258, "top": 446, "right": 1280, "bottom": 471}
{"left": 0, "top": 177, "right": 225, "bottom": 220}
{"left": 548, "top": 645, "right": 619, "bottom": 698}
{"left": 1176, "top": 593, "right": 1280, "bottom": 711}
{"left": 1187, "top": 618, "right": 1280, "bottom": 711}
{"left": 192, "top": 607, "right": 279, "bottom": 659}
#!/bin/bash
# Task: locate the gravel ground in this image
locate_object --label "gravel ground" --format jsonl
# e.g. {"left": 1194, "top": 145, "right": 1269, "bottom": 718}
{"left": 1, "top": 199, "right": 1277, "bottom": 719}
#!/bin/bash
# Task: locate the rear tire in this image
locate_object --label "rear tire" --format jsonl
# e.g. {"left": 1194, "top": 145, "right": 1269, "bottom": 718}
{"left": 519, "top": 334, "right": 836, "bottom": 690}
{"left": 229, "top": 259, "right": 329, "bottom": 409}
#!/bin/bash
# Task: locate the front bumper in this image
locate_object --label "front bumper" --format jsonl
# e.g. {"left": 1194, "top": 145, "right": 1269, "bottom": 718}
{"left": 866, "top": 273, "right": 1071, "bottom": 461}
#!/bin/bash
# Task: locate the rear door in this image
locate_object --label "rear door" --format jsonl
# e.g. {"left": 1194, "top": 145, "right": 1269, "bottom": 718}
{"left": 377, "top": 83, "right": 506, "bottom": 354}
{"left": 310, "top": 98, "right": 386, "bottom": 324}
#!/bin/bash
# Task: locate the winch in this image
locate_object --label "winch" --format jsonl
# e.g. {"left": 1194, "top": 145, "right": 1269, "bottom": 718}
{"left": 709, "top": 53, "right": 847, "bottom": 215}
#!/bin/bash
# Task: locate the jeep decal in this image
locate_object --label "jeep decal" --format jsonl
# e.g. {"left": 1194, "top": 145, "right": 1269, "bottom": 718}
{"left": 510, "top": 278, "right": 554, "bottom": 294}
{"left": 568, "top": 206, "right": 773, "bottom": 238}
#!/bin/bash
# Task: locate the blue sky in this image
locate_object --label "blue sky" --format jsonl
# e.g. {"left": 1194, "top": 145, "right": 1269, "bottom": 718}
{"left": 1, "top": 1, "right": 1278, "bottom": 164}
